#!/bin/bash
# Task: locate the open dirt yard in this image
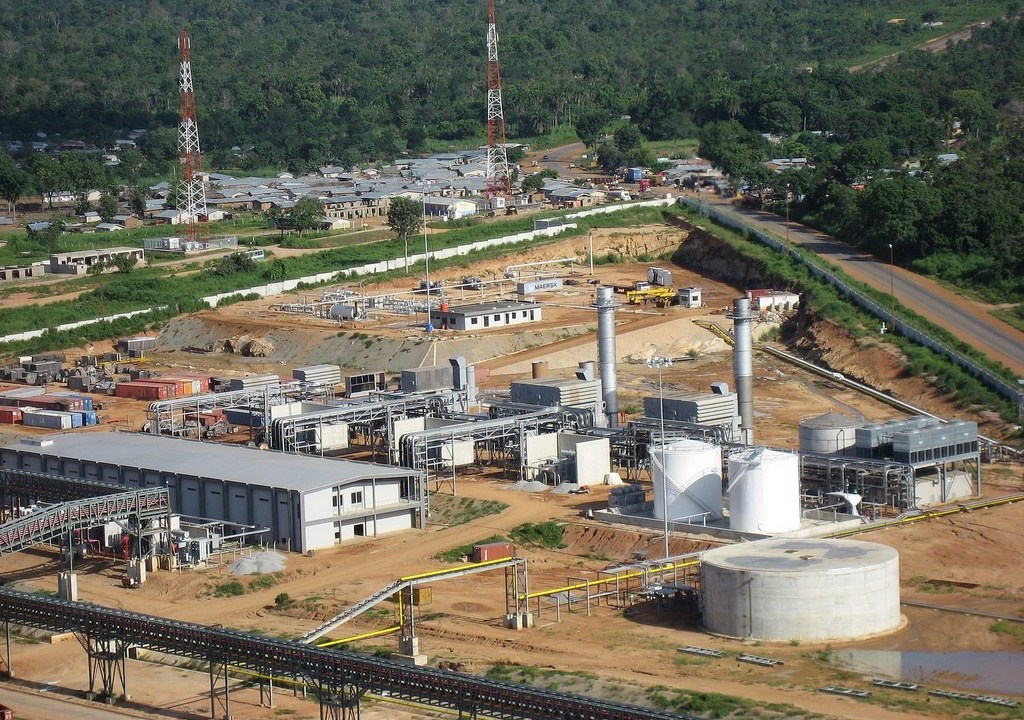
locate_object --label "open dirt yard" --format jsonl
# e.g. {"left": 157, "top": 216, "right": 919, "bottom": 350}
{"left": 1, "top": 223, "right": 1022, "bottom": 720}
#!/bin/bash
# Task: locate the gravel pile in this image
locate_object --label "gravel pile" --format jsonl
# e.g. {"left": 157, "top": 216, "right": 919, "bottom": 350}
{"left": 229, "top": 550, "right": 286, "bottom": 575}
{"left": 505, "top": 480, "right": 550, "bottom": 492}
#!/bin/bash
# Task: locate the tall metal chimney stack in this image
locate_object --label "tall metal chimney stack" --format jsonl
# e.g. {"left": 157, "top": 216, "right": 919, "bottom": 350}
{"left": 728, "top": 297, "right": 757, "bottom": 444}
{"left": 595, "top": 286, "right": 620, "bottom": 427}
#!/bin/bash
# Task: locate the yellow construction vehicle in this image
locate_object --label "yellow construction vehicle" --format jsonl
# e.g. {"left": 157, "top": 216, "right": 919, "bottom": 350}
{"left": 625, "top": 286, "right": 676, "bottom": 307}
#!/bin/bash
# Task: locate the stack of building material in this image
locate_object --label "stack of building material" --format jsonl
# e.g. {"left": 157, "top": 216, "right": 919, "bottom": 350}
{"left": 229, "top": 374, "right": 281, "bottom": 391}
{"left": 293, "top": 365, "right": 342, "bottom": 387}
{"left": 607, "top": 484, "right": 648, "bottom": 513}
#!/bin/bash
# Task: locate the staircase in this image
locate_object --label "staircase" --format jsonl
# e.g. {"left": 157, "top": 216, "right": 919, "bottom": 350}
{"left": 299, "top": 578, "right": 409, "bottom": 644}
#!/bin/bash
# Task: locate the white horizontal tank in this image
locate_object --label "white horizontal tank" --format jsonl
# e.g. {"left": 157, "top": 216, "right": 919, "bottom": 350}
{"left": 701, "top": 538, "right": 902, "bottom": 642}
{"left": 652, "top": 439, "right": 723, "bottom": 524}
{"left": 727, "top": 447, "right": 800, "bottom": 533}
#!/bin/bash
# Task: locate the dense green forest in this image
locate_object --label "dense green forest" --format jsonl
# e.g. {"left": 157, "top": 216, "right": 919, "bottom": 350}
{"left": 0, "top": 0, "right": 1009, "bottom": 171}
{"left": 1, "top": 1, "right": 1021, "bottom": 300}
{"left": 685, "top": 17, "right": 1024, "bottom": 300}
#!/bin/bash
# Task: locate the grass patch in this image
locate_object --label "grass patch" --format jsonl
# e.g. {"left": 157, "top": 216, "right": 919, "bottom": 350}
{"left": 213, "top": 581, "right": 246, "bottom": 597}
{"left": 509, "top": 521, "right": 566, "bottom": 549}
{"left": 429, "top": 495, "right": 510, "bottom": 527}
{"left": 247, "top": 574, "right": 277, "bottom": 591}
{"left": 991, "top": 620, "right": 1024, "bottom": 648}
{"left": 433, "top": 535, "right": 507, "bottom": 563}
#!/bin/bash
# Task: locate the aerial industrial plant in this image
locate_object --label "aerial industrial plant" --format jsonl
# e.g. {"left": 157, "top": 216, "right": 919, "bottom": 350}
{"left": 0, "top": 7, "right": 1023, "bottom": 720}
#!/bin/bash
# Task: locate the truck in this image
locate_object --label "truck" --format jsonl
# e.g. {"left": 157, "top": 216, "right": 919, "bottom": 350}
{"left": 626, "top": 167, "right": 645, "bottom": 183}
{"left": 626, "top": 286, "right": 677, "bottom": 307}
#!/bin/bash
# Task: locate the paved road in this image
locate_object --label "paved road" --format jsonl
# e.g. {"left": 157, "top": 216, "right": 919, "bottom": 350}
{"left": 695, "top": 194, "right": 1024, "bottom": 377}
{"left": 0, "top": 684, "right": 159, "bottom": 720}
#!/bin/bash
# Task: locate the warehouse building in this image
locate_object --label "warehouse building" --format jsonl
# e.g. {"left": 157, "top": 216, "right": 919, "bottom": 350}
{"left": 429, "top": 300, "right": 541, "bottom": 331}
{"left": 1, "top": 433, "right": 424, "bottom": 553}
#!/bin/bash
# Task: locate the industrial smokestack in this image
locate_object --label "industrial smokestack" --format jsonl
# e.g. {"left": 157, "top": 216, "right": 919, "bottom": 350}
{"left": 595, "top": 286, "right": 619, "bottom": 427}
{"left": 728, "top": 297, "right": 757, "bottom": 444}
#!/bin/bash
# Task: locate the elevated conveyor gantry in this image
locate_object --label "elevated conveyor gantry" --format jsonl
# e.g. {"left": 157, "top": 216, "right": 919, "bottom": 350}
{"left": 0, "top": 486, "right": 170, "bottom": 557}
{"left": 0, "top": 587, "right": 696, "bottom": 720}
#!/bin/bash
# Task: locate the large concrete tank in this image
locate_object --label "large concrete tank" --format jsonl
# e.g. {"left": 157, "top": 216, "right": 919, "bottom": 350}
{"left": 652, "top": 439, "right": 723, "bottom": 523}
{"left": 799, "top": 411, "right": 861, "bottom": 456}
{"left": 701, "top": 538, "right": 901, "bottom": 642}
{"left": 727, "top": 447, "right": 800, "bottom": 534}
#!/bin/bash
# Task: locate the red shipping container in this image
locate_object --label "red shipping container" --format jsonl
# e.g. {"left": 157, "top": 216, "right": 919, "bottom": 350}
{"left": 132, "top": 380, "right": 179, "bottom": 398}
{"left": 17, "top": 394, "right": 85, "bottom": 412}
{"left": 472, "top": 542, "right": 514, "bottom": 563}
{"left": 115, "top": 382, "right": 169, "bottom": 400}
{"left": 0, "top": 407, "right": 22, "bottom": 424}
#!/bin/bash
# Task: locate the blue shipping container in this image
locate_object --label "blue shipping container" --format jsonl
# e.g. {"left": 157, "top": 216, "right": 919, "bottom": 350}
{"left": 68, "top": 412, "right": 84, "bottom": 428}
{"left": 627, "top": 167, "right": 645, "bottom": 182}
{"left": 83, "top": 410, "right": 98, "bottom": 426}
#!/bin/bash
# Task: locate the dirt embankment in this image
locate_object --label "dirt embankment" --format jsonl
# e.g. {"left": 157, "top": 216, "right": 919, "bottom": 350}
{"left": 667, "top": 214, "right": 774, "bottom": 290}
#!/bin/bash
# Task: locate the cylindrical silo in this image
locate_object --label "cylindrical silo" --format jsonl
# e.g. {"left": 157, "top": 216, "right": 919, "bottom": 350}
{"left": 651, "top": 439, "right": 723, "bottom": 523}
{"left": 727, "top": 447, "right": 800, "bottom": 533}
{"left": 798, "top": 411, "right": 861, "bottom": 456}
{"left": 700, "top": 538, "right": 902, "bottom": 642}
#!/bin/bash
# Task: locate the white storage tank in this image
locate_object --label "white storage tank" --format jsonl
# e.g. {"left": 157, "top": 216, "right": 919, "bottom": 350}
{"left": 701, "top": 538, "right": 901, "bottom": 642}
{"left": 798, "top": 411, "right": 861, "bottom": 456}
{"left": 727, "top": 447, "right": 800, "bottom": 533}
{"left": 651, "top": 439, "right": 723, "bottom": 523}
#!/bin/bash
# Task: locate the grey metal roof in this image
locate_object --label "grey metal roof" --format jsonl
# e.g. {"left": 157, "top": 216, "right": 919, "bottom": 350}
{"left": 4, "top": 432, "right": 416, "bottom": 494}
{"left": 443, "top": 301, "right": 541, "bottom": 317}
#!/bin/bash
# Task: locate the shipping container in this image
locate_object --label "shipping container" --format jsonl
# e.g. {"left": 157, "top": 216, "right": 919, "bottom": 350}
{"left": 0, "top": 407, "right": 22, "bottom": 424}
{"left": 472, "top": 542, "right": 514, "bottom": 563}
{"left": 49, "top": 392, "right": 94, "bottom": 411}
{"left": 0, "top": 701, "right": 13, "bottom": 720}
{"left": 132, "top": 379, "right": 180, "bottom": 398}
{"left": 516, "top": 278, "right": 563, "bottom": 295}
{"left": 82, "top": 410, "right": 99, "bottom": 426}
{"left": 115, "top": 382, "right": 170, "bottom": 401}
{"left": 67, "top": 412, "right": 84, "bottom": 428}
{"left": 22, "top": 409, "right": 74, "bottom": 430}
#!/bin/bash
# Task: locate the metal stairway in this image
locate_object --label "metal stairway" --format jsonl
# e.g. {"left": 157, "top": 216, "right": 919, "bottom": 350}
{"left": 692, "top": 319, "right": 735, "bottom": 346}
{"left": 0, "top": 487, "right": 170, "bottom": 556}
{"left": 299, "top": 578, "right": 407, "bottom": 644}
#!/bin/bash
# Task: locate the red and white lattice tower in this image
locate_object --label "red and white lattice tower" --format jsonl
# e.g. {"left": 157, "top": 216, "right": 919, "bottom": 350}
{"left": 485, "top": 0, "right": 511, "bottom": 200}
{"left": 177, "top": 30, "right": 209, "bottom": 245}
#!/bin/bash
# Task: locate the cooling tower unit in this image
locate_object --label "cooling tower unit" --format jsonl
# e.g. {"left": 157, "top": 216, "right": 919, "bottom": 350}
{"left": 701, "top": 538, "right": 901, "bottom": 642}
{"left": 651, "top": 439, "right": 723, "bottom": 524}
{"left": 798, "top": 411, "right": 861, "bottom": 456}
{"left": 727, "top": 447, "right": 800, "bottom": 534}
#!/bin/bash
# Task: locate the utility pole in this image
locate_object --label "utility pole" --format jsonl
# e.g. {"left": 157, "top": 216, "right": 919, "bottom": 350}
{"left": 177, "top": 30, "right": 209, "bottom": 247}
{"left": 888, "top": 243, "right": 896, "bottom": 334}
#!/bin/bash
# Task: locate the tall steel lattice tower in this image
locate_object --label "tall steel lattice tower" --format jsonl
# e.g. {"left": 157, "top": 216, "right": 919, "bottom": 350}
{"left": 485, "top": 0, "right": 511, "bottom": 200}
{"left": 177, "top": 30, "right": 209, "bottom": 245}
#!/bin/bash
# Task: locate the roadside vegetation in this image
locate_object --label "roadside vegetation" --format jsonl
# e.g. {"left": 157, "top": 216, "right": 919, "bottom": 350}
{"left": 676, "top": 208, "right": 1018, "bottom": 423}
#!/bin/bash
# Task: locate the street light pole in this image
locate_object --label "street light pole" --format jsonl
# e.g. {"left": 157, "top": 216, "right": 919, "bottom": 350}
{"left": 888, "top": 243, "right": 895, "bottom": 334}
{"left": 647, "top": 355, "right": 673, "bottom": 561}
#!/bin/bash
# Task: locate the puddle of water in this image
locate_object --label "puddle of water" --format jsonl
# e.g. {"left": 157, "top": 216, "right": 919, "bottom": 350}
{"left": 832, "top": 649, "right": 1024, "bottom": 696}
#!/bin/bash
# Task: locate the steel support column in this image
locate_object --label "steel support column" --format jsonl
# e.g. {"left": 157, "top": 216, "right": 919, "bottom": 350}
{"left": 314, "top": 679, "right": 364, "bottom": 720}
{"left": 76, "top": 634, "right": 129, "bottom": 702}
{"left": 208, "top": 659, "right": 232, "bottom": 720}
{"left": 1, "top": 618, "right": 11, "bottom": 678}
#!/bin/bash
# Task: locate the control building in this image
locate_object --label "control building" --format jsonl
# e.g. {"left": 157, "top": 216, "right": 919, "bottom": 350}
{"left": 1, "top": 433, "right": 424, "bottom": 553}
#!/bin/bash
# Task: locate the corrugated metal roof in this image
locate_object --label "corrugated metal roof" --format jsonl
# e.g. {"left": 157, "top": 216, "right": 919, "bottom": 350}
{"left": 3, "top": 433, "right": 415, "bottom": 494}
